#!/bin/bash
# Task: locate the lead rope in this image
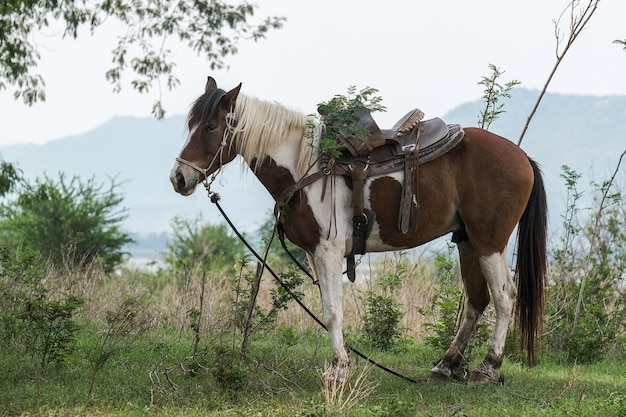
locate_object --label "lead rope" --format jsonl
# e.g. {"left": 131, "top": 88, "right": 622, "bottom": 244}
{"left": 204, "top": 189, "right": 425, "bottom": 384}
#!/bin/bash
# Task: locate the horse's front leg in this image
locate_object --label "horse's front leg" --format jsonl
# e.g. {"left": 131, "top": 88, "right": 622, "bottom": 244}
{"left": 309, "top": 239, "right": 350, "bottom": 380}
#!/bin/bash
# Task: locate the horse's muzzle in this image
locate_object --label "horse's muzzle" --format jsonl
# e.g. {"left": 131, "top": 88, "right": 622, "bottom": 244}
{"left": 170, "top": 165, "right": 197, "bottom": 196}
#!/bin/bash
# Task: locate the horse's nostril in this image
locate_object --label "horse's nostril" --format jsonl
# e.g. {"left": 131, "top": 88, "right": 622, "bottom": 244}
{"left": 176, "top": 172, "right": 185, "bottom": 190}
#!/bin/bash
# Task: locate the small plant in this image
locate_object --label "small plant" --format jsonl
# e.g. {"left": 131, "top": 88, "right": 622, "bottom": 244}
{"left": 320, "top": 363, "right": 377, "bottom": 414}
{"left": 419, "top": 251, "right": 489, "bottom": 356}
{"left": 418, "top": 253, "right": 461, "bottom": 351}
{"left": 545, "top": 160, "right": 626, "bottom": 363}
{"left": 0, "top": 246, "right": 84, "bottom": 371}
{"left": 209, "top": 344, "right": 249, "bottom": 394}
{"left": 477, "top": 63, "right": 520, "bottom": 130}
{"left": 231, "top": 258, "right": 304, "bottom": 353}
{"left": 86, "top": 293, "right": 152, "bottom": 396}
{"left": 361, "top": 252, "right": 405, "bottom": 351}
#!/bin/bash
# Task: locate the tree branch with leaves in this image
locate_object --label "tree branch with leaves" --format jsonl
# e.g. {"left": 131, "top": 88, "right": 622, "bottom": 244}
{"left": 0, "top": 0, "right": 285, "bottom": 117}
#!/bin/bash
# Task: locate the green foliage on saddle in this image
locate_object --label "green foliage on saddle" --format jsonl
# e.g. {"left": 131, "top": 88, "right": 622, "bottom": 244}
{"left": 315, "top": 86, "right": 386, "bottom": 158}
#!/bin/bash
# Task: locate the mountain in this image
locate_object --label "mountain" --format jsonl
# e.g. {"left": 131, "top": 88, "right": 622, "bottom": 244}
{"left": 2, "top": 89, "right": 625, "bottom": 257}
{"left": 0, "top": 115, "right": 274, "bottom": 230}
{"left": 446, "top": 88, "right": 626, "bottom": 230}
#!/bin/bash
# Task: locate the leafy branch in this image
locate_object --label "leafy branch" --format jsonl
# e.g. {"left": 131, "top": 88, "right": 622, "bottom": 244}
{"left": 613, "top": 39, "right": 626, "bottom": 51}
{"left": 316, "top": 86, "right": 386, "bottom": 158}
{"left": 0, "top": 0, "right": 285, "bottom": 117}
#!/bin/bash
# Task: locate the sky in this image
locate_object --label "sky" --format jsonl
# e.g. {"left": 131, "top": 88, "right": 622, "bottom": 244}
{"left": 1, "top": 0, "right": 625, "bottom": 147}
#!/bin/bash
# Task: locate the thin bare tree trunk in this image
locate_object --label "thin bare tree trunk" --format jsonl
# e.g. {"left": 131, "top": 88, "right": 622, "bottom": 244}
{"left": 518, "top": 0, "right": 600, "bottom": 146}
{"left": 571, "top": 149, "right": 626, "bottom": 334}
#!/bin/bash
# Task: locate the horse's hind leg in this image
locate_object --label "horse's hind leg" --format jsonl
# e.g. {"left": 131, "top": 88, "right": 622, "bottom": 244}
{"left": 469, "top": 250, "right": 515, "bottom": 383}
{"left": 429, "top": 240, "right": 490, "bottom": 382}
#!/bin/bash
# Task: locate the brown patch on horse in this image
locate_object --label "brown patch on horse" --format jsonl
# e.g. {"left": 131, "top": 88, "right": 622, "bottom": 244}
{"left": 251, "top": 157, "right": 321, "bottom": 253}
{"left": 453, "top": 128, "right": 534, "bottom": 255}
{"left": 368, "top": 156, "right": 461, "bottom": 249}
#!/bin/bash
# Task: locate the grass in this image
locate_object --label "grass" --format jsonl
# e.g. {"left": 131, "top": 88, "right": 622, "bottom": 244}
{"left": 1, "top": 248, "right": 624, "bottom": 416}
{"left": 1, "top": 325, "right": 624, "bottom": 417}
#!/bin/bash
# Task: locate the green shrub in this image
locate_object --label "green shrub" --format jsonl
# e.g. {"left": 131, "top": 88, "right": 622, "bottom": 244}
{"left": 361, "top": 252, "right": 405, "bottom": 351}
{"left": 0, "top": 246, "right": 83, "bottom": 370}
{"left": 418, "top": 253, "right": 489, "bottom": 357}
{"left": 0, "top": 173, "right": 132, "bottom": 272}
{"left": 545, "top": 165, "right": 626, "bottom": 363}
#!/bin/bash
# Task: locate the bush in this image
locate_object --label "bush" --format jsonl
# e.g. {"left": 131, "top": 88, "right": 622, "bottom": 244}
{"left": 418, "top": 252, "right": 489, "bottom": 357}
{"left": 361, "top": 252, "right": 405, "bottom": 351}
{"left": 165, "top": 217, "right": 244, "bottom": 271}
{"left": 0, "top": 246, "right": 83, "bottom": 370}
{"left": 0, "top": 173, "right": 132, "bottom": 272}
{"left": 545, "top": 165, "right": 626, "bottom": 363}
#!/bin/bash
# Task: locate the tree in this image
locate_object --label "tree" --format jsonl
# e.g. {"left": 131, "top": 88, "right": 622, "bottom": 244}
{"left": 0, "top": 159, "right": 20, "bottom": 197}
{"left": 0, "top": 0, "right": 284, "bottom": 117}
{"left": 0, "top": 173, "right": 132, "bottom": 272}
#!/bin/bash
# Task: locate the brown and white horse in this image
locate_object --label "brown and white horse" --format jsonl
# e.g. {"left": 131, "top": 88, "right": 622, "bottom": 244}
{"left": 170, "top": 77, "right": 547, "bottom": 383}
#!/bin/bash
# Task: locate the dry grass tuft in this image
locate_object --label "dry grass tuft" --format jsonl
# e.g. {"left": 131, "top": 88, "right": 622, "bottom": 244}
{"left": 320, "top": 362, "right": 378, "bottom": 414}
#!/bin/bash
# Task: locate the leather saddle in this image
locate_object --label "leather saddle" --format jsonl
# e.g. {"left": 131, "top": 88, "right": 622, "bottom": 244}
{"left": 320, "top": 108, "right": 464, "bottom": 282}
{"left": 324, "top": 108, "right": 464, "bottom": 178}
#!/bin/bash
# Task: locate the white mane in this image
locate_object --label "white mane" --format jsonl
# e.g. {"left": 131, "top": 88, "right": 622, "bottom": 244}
{"left": 229, "top": 94, "right": 321, "bottom": 178}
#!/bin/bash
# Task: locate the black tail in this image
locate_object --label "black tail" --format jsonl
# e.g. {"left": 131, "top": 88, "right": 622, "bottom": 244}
{"left": 516, "top": 158, "right": 548, "bottom": 366}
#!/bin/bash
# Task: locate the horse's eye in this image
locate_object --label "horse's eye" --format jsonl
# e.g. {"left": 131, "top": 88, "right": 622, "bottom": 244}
{"left": 206, "top": 123, "right": 218, "bottom": 132}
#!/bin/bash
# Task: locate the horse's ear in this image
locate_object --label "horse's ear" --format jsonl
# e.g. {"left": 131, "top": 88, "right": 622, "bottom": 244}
{"left": 205, "top": 76, "right": 217, "bottom": 92}
{"left": 220, "top": 82, "right": 242, "bottom": 109}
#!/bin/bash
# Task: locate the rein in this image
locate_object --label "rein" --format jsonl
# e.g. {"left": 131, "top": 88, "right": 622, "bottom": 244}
{"left": 199, "top": 185, "right": 425, "bottom": 385}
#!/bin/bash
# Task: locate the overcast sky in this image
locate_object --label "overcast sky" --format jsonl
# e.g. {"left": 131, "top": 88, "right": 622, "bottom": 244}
{"left": 1, "top": 0, "right": 625, "bottom": 147}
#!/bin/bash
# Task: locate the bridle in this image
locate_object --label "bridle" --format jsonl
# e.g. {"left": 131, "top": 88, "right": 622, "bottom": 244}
{"left": 175, "top": 111, "right": 237, "bottom": 194}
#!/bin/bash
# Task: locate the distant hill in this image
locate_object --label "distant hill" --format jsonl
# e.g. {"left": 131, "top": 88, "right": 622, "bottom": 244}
{"left": 0, "top": 115, "right": 274, "bottom": 231}
{"left": 2, "top": 89, "right": 625, "bottom": 257}
{"left": 446, "top": 88, "right": 626, "bottom": 233}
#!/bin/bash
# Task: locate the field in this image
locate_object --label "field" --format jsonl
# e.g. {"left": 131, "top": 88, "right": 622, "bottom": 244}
{"left": 1, "top": 325, "right": 625, "bottom": 417}
{"left": 1, "top": 256, "right": 625, "bottom": 417}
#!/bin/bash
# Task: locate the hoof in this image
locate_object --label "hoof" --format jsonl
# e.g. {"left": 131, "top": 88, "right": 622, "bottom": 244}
{"left": 427, "top": 371, "right": 450, "bottom": 384}
{"left": 468, "top": 370, "right": 492, "bottom": 384}
{"left": 469, "top": 363, "right": 503, "bottom": 385}
{"left": 322, "top": 363, "right": 350, "bottom": 385}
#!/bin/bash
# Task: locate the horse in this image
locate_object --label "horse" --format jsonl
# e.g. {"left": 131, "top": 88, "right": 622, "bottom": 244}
{"left": 170, "top": 76, "right": 547, "bottom": 383}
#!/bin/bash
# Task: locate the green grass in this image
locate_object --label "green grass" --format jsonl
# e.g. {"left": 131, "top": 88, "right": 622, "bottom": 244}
{"left": 1, "top": 325, "right": 625, "bottom": 417}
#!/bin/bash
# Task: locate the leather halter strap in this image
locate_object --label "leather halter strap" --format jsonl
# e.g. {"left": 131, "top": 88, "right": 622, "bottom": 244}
{"left": 176, "top": 112, "right": 232, "bottom": 191}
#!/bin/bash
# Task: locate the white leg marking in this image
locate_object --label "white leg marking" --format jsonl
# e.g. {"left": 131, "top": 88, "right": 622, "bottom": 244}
{"left": 479, "top": 252, "right": 514, "bottom": 359}
{"left": 312, "top": 240, "right": 349, "bottom": 367}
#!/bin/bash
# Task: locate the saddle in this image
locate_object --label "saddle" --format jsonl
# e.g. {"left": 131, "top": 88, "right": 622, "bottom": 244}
{"left": 321, "top": 108, "right": 464, "bottom": 281}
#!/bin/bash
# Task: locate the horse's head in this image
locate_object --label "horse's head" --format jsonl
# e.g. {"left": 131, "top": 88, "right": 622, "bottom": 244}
{"left": 170, "top": 77, "right": 242, "bottom": 196}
